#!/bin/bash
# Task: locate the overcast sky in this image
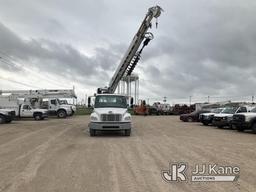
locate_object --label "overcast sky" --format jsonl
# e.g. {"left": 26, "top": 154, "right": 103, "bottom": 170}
{"left": 0, "top": 0, "right": 255, "bottom": 104}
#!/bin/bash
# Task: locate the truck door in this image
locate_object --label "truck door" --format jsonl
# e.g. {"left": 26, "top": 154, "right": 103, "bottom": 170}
{"left": 21, "top": 105, "right": 33, "bottom": 117}
{"left": 49, "top": 99, "right": 58, "bottom": 114}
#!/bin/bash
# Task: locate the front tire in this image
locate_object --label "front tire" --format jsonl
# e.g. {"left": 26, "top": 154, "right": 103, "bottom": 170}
{"left": 57, "top": 110, "right": 67, "bottom": 118}
{"left": 90, "top": 129, "right": 96, "bottom": 136}
{"left": 252, "top": 123, "right": 256, "bottom": 134}
{"left": 236, "top": 126, "right": 244, "bottom": 132}
{"left": 0, "top": 115, "right": 6, "bottom": 124}
{"left": 124, "top": 129, "right": 131, "bottom": 136}
{"left": 34, "top": 114, "right": 42, "bottom": 121}
{"left": 187, "top": 117, "right": 193, "bottom": 122}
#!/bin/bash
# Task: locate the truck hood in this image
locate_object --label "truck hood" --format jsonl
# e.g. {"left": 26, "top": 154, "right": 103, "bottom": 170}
{"left": 214, "top": 113, "right": 233, "bottom": 117}
{"left": 201, "top": 112, "right": 215, "bottom": 116}
{"left": 94, "top": 108, "right": 128, "bottom": 115}
{"left": 234, "top": 112, "right": 256, "bottom": 117}
{"left": 33, "top": 109, "right": 48, "bottom": 113}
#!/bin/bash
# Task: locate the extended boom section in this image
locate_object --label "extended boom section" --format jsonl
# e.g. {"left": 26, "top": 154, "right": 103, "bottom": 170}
{"left": 99, "top": 6, "right": 163, "bottom": 94}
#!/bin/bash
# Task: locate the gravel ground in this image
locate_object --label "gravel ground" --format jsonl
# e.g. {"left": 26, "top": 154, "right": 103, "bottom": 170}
{"left": 0, "top": 116, "right": 255, "bottom": 192}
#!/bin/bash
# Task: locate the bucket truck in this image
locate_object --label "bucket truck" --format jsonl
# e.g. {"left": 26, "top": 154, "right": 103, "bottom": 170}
{"left": 0, "top": 95, "right": 48, "bottom": 121}
{"left": 88, "top": 5, "right": 163, "bottom": 136}
{"left": 0, "top": 89, "right": 77, "bottom": 118}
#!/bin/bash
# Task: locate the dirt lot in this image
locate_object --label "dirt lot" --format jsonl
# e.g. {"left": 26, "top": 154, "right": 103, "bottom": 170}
{"left": 0, "top": 116, "right": 255, "bottom": 192}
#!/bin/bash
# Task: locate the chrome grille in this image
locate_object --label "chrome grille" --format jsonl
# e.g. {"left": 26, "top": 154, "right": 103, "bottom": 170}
{"left": 101, "top": 114, "right": 122, "bottom": 122}
{"left": 233, "top": 115, "right": 245, "bottom": 122}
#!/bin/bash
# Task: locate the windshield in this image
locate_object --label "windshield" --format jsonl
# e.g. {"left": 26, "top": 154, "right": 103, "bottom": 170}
{"left": 57, "top": 99, "right": 61, "bottom": 105}
{"left": 212, "top": 108, "right": 223, "bottom": 113}
{"left": 251, "top": 108, "right": 256, "bottom": 112}
{"left": 222, "top": 107, "right": 237, "bottom": 114}
{"left": 95, "top": 95, "right": 127, "bottom": 108}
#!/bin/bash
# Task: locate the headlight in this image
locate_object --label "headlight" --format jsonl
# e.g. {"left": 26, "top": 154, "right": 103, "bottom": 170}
{"left": 124, "top": 116, "right": 131, "bottom": 121}
{"left": 91, "top": 116, "right": 98, "bottom": 121}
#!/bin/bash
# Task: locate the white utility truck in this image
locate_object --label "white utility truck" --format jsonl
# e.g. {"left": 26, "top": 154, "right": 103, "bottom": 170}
{"left": 41, "top": 98, "right": 73, "bottom": 118}
{"left": 89, "top": 94, "right": 131, "bottom": 136}
{"left": 0, "top": 89, "right": 76, "bottom": 118}
{"left": 0, "top": 95, "right": 48, "bottom": 120}
{"left": 88, "top": 6, "right": 163, "bottom": 136}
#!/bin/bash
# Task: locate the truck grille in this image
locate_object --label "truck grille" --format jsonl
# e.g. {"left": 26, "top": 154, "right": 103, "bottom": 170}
{"left": 213, "top": 117, "right": 222, "bottom": 121}
{"left": 101, "top": 114, "right": 122, "bottom": 122}
{"left": 233, "top": 115, "right": 245, "bottom": 122}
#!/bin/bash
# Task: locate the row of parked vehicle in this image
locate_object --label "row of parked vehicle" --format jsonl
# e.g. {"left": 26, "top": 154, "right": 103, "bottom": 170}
{"left": 180, "top": 106, "right": 256, "bottom": 133}
{"left": 0, "top": 99, "right": 76, "bottom": 124}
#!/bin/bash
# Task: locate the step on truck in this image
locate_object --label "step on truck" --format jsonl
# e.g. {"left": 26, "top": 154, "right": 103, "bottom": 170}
{"left": 89, "top": 94, "right": 131, "bottom": 136}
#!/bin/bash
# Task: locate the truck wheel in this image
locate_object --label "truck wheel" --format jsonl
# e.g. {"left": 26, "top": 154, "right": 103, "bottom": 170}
{"left": 0, "top": 115, "right": 6, "bottom": 124}
{"left": 90, "top": 129, "right": 96, "bottom": 136}
{"left": 252, "top": 123, "right": 256, "bottom": 134}
{"left": 34, "top": 114, "right": 42, "bottom": 121}
{"left": 203, "top": 122, "right": 209, "bottom": 126}
{"left": 217, "top": 125, "right": 223, "bottom": 128}
{"left": 57, "top": 110, "right": 67, "bottom": 118}
{"left": 124, "top": 129, "right": 131, "bottom": 136}
{"left": 236, "top": 126, "right": 244, "bottom": 132}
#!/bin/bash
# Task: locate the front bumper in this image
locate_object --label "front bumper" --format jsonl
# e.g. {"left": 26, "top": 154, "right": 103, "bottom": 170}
{"left": 89, "top": 122, "right": 131, "bottom": 130}
{"left": 42, "top": 113, "right": 48, "bottom": 118}
{"left": 200, "top": 115, "right": 214, "bottom": 124}
{"left": 212, "top": 119, "right": 229, "bottom": 127}
{"left": 232, "top": 121, "right": 251, "bottom": 130}
{"left": 5, "top": 115, "right": 13, "bottom": 122}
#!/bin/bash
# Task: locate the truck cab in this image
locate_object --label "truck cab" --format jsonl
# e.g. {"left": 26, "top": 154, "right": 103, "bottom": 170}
{"left": 19, "top": 104, "right": 48, "bottom": 120}
{"left": 43, "top": 98, "right": 72, "bottom": 118}
{"left": 88, "top": 94, "right": 131, "bottom": 136}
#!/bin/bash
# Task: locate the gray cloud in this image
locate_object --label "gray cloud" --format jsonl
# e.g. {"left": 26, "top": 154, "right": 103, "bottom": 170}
{"left": 0, "top": 0, "right": 256, "bottom": 101}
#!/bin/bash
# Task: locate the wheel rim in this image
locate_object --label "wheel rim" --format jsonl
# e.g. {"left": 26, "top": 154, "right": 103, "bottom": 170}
{"left": 188, "top": 118, "right": 192, "bottom": 122}
{"left": 35, "top": 116, "right": 40, "bottom": 120}
{"left": 59, "top": 112, "right": 64, "bottom": 117}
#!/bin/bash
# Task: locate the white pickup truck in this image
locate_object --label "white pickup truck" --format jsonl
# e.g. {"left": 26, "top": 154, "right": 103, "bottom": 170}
{"left": 1, "top": 104, "right": 48, "bottom": 121}
{"left": 232, "top": 107, "right": 256, "bottom": 133}
{"left": 88, "top": 94, "right": 131, "bottom": 136}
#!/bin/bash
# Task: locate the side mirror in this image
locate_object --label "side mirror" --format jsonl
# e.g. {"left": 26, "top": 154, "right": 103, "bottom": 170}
{"left": 88, "top": 97, "right": 91, "bottom": 108}
{"left": 130, "top": 97, "right": 134, "bottom": 108}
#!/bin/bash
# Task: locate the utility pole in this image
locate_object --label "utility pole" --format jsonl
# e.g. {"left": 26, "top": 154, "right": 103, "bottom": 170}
{"left": 207, "top": 96, "right": 210, "bottom": 103}
{"left": 189, "top": 96, "right": 192, "bottom": 106}
{"left": 252, "top": 95, "right": 254, "bottom": 103}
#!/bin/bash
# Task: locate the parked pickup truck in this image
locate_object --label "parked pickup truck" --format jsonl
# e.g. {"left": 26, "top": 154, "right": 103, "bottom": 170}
{"left": 232, "top": 107, "right": 256, "bottom": 133}
{"left": 0, "top": 109, "right": 15, "bottom": 124}
{"left": 199, "top": 108, "right": 224, "bottom": 125}
{"left": 212, "top": 106, "right": 247, "bottom": 128}
{"left": 6, "top": 104, "right": 48, "bottom": 120}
